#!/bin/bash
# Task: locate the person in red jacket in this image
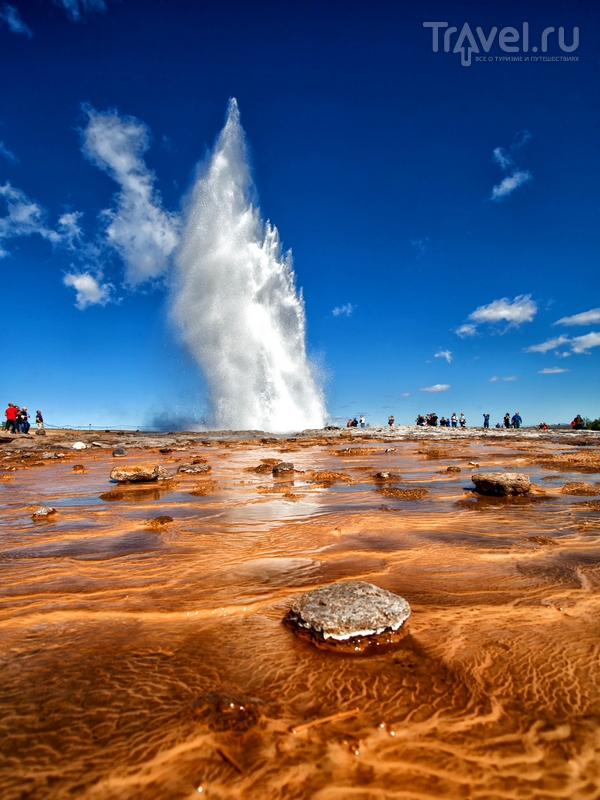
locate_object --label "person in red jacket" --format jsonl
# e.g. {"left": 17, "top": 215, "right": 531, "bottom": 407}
{"left": 4, "top": 402, "right": 17, "bottom": 434}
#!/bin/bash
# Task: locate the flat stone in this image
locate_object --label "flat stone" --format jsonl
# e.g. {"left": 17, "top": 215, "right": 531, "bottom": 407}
{"left": 273, "top": 462, "right": 294, "bottom": 474}
{"left": 560, "top": 482, "right": 599, "bottom": 496}
{"left": 285, "top": 581, "right": 411, "bottom": 641}
{"left": 177, "top": 463, "right": 212, "bottom": 474}
{"left": 110, "top": 464, "right": 172, "bottom": 483}
{"left": 32, "top": 506, "right": 57, "bottom": 520}
{"left": 471, "top": 471, "right": 531, "bottom": 496}
{"left": 35, "top": 429, "right": 46, "bottom": 436}
{"left": 41, "top": 452, "right": 65, "bottom": 460}
{"left": 72, "top": 442, "right": 87, "bottom": 450}
{"left": 112, "top": 448, "right": 127, "bottom": 457}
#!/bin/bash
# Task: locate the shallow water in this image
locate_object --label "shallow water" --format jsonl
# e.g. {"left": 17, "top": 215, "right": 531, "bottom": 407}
{"left": 1, "top": 435, "right": 600, "bottom": 798}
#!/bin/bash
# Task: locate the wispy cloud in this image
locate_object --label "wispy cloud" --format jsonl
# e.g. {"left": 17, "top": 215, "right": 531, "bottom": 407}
{"left": 490, "top": 170, "right": 532, "bottom": 201}
{"left": 0, "top": 4, "right": 33, "bottom": 37}
{"left": 489, "top": 376, "right": 498, "bottom": 382}
{"left": 82, "top": 107, "right": 180, "bottom": 286}
{"left": 525, "top": 332, "right": 600, "bottom": 355}
{"left": 554, "top": 308, "right": 600, "bottom": 327}
{"left": 525, "top": 335, "right": 570, "bottom": 353}
{"left": 63, "top": 272, "right": 113, "bottom": 309}
{"left": 332, "top": 302, "right": 355, "bottom": 317}
{"left": 469, "top": 294, "right": 537, "bottom": 326}
{"left": 0, "top": 141, "right": 17, "bottom": 162}
{"left": 53, "top": 0, "right": 107, "bottom": 22}
{"left": 490, "top": 132, "right": 532, "bottom": 201}
{"left": 455, "top": 323, "right": 477, "bottom": 338}
{"left": 538, "top": 367, "right": 569, "bottom": 374}
{"left": 434, "top": 349, "right": 452, "bottom": 363}
{"left": 419, "top": 384, "right": 450, "bottom": 393}
{"left": 0, "top": 182, "right": 61, "bottom": 255}
{"left": 400, "top": 392, "right": 410, "bottom": 396}
{"left": 502, "top": 376, "right": 518, "bottom": 381}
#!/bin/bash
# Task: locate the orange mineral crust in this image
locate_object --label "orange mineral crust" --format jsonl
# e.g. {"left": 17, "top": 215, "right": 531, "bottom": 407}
{"left": 1, "top": 427, "right": 600, "bottom": 799}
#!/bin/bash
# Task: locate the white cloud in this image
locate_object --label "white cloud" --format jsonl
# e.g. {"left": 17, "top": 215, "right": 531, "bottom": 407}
{"left": 401, "top": 392, "right": 410, "bottom": 396}
{"left": 492, "top": 147, "right": 513, "bottom": 171}
{"left": 489, "top": 376, "right": 498, "bottom": 382}
{"left": 524, "top": 335, "right": 570, "bottom": 353}
{"left": 332, "top": 302, "right": 355, "bottom": 317}
{"left": 554, "top": 308, "right": 600, "bottom": 327}
{"left": 434, "top": 349, "right": 452, "bottom": 363}
{"left": 0, "top": 4, "right": 33, "bottom": 36}
{"left": 490, "top": 132, "right": 532, "bottom": 201}
{"left": 0, "top": 141, "right": 17, "bottom": 162}
{"left": 468, "top": 294, "right": 537, "bottom": 326}
{"left": 538, "top": 367, "right": 569, "bottom": 374}
{"left": 419, "top": 384, "right": 450, "bottom": 393}
{"left": 82, "top": 108, "right": 180, "bottom": 286}
{"left": 63, "top": 272, "right": 113, "bottom": 309}
{"left": 455, "top": 323, "right": 477, "bottom": 338}
{"left": 0, "top": 182, "right": 60, "bottom": 255}
{"left": 502, "top": 376, "right": 518, "bottom": 381}
{"left": 53, "top": 0, "right": 106, "bottom": 22}
{"left": 570, "top": 331, "right": 600, "bottom": 354}
{"left": 490, "top": 170, "right": 532, "bottom": 201}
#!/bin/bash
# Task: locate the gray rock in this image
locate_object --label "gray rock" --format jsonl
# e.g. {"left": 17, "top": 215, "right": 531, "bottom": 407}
{"left": 35, "top": 428, "right": 46, "bottom": 436}
{"left": 273, "top": 462, "right": 294, "bottom": 474}
{"left": 110, "top": 464, "right": 172, "bottom": 483}
{"left": 285, "top": 581, "right": 411, "bottom": 641}
{"left": 32, "top": 506, "right": 57, "bottom": 520}
{"left": 112, "top": 448, "right": 127, "bottom": 457}
{"left": 471, "top": 471, "right": 531, "bottom": 496}
{"left": 41, "top": 452, "right": 65, "bottom": 460}
{"left": 177, "top": 463, "right": 212, "bottom": 474}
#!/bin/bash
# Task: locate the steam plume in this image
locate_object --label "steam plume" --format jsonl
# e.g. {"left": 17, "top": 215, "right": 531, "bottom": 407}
{"left": 171, "top": 99, "right": 325, "bottom": 432}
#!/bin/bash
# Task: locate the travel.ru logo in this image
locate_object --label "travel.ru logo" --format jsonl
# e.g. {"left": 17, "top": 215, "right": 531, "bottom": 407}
{"left": 424, "top": 22, "right": 579, "bottom": 67}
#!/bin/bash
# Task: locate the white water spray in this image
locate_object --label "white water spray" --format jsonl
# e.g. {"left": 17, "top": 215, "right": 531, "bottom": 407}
{"left": 172, "top": 99, "right": 326, "bottom": 432}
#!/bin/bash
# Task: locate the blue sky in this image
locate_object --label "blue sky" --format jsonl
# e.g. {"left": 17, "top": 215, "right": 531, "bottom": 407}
{"left": 1, "top": 0, "right": 599, "bottom": 429}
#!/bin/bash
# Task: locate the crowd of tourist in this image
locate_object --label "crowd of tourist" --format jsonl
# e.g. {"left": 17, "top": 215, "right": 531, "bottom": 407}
{"left": 3, "top": 403, "right": 43, "bottom": 434}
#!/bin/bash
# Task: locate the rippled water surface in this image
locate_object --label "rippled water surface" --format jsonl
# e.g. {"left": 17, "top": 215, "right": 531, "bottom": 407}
{"left": 1, "top": 432, "right": 600, "bottom": 799}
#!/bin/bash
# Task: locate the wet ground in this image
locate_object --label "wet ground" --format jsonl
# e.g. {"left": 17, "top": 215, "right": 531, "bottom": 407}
{"left": 1, "top": 427, "right": 600, "bottom": 799}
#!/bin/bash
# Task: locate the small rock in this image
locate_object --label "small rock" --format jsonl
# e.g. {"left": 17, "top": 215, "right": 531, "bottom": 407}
{"left": 273, "top": 462, "right": 294, "bottom": 474}
{"left": 471, "top": 471, "right": 531, "bottom": 496}
{"left": 284, "top": 581, "right": 411, "bottom": 641}
{"left": 113, "top": 448, "right": 127, "bottom": 457}
{"left": 446, "top": 466, "right": 461, "bottom": 473}
{"left": 91, "top": 441, "right": 103, "bottom": 448}
{"left": 385, "top": 447, "right": 396, "bottom": 453}
{"left": 560, "top": 482, "right": 599, "bottom": 496}
{"left": 32, "top": 506, "right": 57, "bottom": 520}
{"left": 159, "top": 447, "right": 172, "bottom": 454}
{"left": 41, "top": 452, "right": 65, "bottom": 460}
{"left": 72, "top": 465, "right": 86, "bottom": 473}
{"left": 110, "top": 464, "right": 172, "bottom": 483}
{"left": 35, "top": 428, "right": 46, "bottom": 436}
{"left": 177, "top": 463, "right": 212, "bottom": 474}
{"left": 72, "top": 442, "right": 87, "bottom": 450}
{"left": 468, "top": 462, "right": 480, "bottom": 468}
{"left": 373, "top": 471, "right": 402, "bottom": 481}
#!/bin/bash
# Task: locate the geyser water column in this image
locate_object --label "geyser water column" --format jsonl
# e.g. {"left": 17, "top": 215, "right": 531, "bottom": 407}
{"left": 172, "top": 99, "right": 326, "bottom": 432}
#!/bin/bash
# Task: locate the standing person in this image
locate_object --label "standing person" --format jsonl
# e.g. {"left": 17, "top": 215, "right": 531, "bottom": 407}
{"left": 504, "top": 413, "right": 511, "bottom": 428}
{"left": 483, "top": 413, "right": 490, "bottom": 429}
{"left": 388, "top": 415, "right": 395, "bottom": 427}
{"left": 20, "top": 407, "right": 30, "bottom": 434}
{"left": 351, "top": 417, "right": 358, "bottom": 427}
{"left": 36, "top": 410, "right": 44, "bottom": 429}
{"left": 14, "top": 406, "right": 22, "bottom": 433}
{"left": 451, "top": 413, "right": 458, "bottom": 428}
{"left": 4, "top": 402, "right": 17, "bottom": 434}
{"left": 459, "top": 413, "right": 466, "bottom": 428}
{"left": 359, "top": 415, "right": 365, "bottom": 428}
{"left": 512, "top": 412, "right": 522, "bottom": 429}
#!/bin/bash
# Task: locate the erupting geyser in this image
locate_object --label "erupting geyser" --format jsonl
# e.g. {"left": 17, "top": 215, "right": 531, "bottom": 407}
{"left": 172, "top": 99, "right": 326, "bottom": 431}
